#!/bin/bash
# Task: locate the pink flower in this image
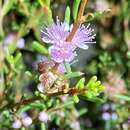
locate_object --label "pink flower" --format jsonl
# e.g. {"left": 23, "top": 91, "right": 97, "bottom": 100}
{"left": 49, "top": 43, "right": 76, "bottom": 63}
{"left": 41, "top": 18, "right": 69, "bottom": 45}
{"left": 72, "top": 24, "right": 96, "bottom": 49}
{"left": 41, "top": 17, "right": 95, "bottom": 63}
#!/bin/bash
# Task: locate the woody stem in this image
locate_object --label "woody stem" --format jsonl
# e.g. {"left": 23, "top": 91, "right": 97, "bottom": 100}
{"left": 66, "top": 0, "right": 88, "bottom": 42}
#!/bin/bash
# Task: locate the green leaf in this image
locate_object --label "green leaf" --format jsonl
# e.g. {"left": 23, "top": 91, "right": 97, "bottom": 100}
{"left": 73, "top": 0, "right": 81, "bottom": 20}
{"left": 25, "top": 71, "right": 33, "bottom": 78}
{"left": 76, "top": 78, "right": 85, "bottom": 90}
{"left": 19, "top": 106, "right": 32, "bottom": 113}
{"left": 64, "top": 71, "right": 84, "bottom": 79}
{"left": 14, "top": 52, "right": 22, "bottom": 64}
{"left": 98, "top": 85, "right": 105, "bottom": 92}
{"left": 8, "top": 42, "right": 17, "bottom": 53}
{"left": 73, "top": 95, "right": 79, "bottom": 103}
{"left": 48, "top": 9, "right": 53, "bottom": 25}
{"left": 79, "top": 108, "right": 88, "bottom": 116}
{"left": 5, "top": 55, "right": 14, "bottom": 65}
{"left": 90, "top": 97, "right": 105, "bottom": 103}
{"left": 32, "top": 41, "right": 48, "bottom": 55}
{"left": 84, "top": 92, "right": 93, "bottom": 98}
{"left": 62, "top": 101, "right": 74, "bottom": 108}
{"left": 95, "top": 81, "right": 101, "bottom": 86}
{"left": 29, "top": 103, "right": 45, "bottom": 109}
{"left": 114, "top": 94, "right": 130, "bottom": 101}
{"left": 64, "top": 6, "right": 70, "bottom": 24}
{"left": 81, "top": 95, "right": 104, "bottom": 103}
{"left": 64, "top": 61, "right": 72, "bottom": 73}
{"left": 87, "top": 76, "right": 97, "bottom": 88}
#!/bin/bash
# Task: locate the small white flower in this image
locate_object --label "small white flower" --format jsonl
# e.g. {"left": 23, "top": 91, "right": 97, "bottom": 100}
{"left": 12, "top": 120, "right": 22, "bottom": 129}
{"left": 70, "top": 121, "right": 80, "bottom": 130}
{"left": 102, "top": 104, "right": 110, "bottom": 111}
{"left": 102, "top": 112, "right": 111, "bottom": 121}
{"left": 17, "top": 38, "right": 25, "bottom": 49}
{"left": 38, "top": 111, "right": 49, "bottom": 122}
{"left": 111, "top": 112, "right": 118, "bottom": 121}
{"left": 22, "top": 116, "right": 32, "bottom": 127}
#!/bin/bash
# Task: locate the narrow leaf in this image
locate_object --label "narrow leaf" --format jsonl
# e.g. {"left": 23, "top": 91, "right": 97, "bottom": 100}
{"left": 32, "top": 41, "right": 48, "bottom": 55}
{"left": 64, "top": 72, "right": 84, "bottom": 79}
{"left": 73, "top": 0, "right": 81, "bottom": 20}
{"left": 64, "top": 6, "right": 70, "bottom": 24}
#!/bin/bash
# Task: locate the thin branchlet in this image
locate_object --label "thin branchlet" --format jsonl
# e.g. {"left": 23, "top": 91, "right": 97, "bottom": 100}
{"left": 0, "top": 87, "right": 87, "bottom": 112}
{"left": 66, "top": 0, "right": 88, "bottom": 42}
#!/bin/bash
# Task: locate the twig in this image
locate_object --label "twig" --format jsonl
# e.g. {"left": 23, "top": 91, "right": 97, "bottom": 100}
{"left": 12, "top": 89, "right": 75, "bottom": 110}
{"left": 66, "top": 0, "right": 88, "bottom": 42}
{"left": 13, "top": 96, "right": 42, "bottom": 109}
{"left": 0, "top": 87, "right": 87, "bottom": 112}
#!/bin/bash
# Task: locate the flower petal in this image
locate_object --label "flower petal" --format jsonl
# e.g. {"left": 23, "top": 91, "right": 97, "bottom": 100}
{"left": 72, "top": 24, "right": 96, "bottom": 49}
{"left": 41, "top": 17, "right": 69, "bottom": 45}
{"left": 49, "top": 44, "right": 75, "bottom": 63}
{"left": 76, "top": 43, "right": 89, "bottom": 50}
{"left": 49, "top": 46, "right": 64, "bottom": 63}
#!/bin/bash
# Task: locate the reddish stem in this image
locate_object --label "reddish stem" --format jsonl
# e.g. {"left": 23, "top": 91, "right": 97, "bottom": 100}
{"left": 66, "top": 0, "right": 88, "bottom": 42}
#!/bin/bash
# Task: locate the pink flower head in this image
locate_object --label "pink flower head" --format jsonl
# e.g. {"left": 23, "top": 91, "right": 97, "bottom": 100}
{"left": 49, "top": 43, "right": 76, "bottom": 63}
{"left": 41, "top": 17, "right": 95, "bottom": 63}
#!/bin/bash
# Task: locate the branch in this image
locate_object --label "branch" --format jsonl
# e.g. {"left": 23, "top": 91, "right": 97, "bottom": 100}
{"left": 0, "top": 87, "right": 86, "bottom": 112}
{"left": 66, "top": 0, "right": 88, "bottom": 42}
